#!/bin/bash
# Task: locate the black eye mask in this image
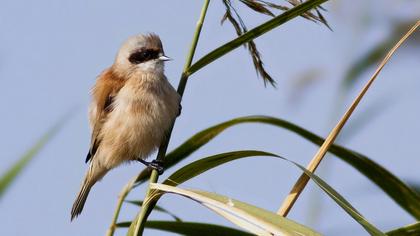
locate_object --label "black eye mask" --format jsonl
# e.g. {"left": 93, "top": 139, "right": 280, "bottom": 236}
{"left": 128, "top": 49, "right": 160, "bottom": 64}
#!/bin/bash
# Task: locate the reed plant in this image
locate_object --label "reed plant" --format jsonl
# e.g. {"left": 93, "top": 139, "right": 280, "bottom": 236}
{"left": 2, "top": 1, "right": 419, "bottom": 235}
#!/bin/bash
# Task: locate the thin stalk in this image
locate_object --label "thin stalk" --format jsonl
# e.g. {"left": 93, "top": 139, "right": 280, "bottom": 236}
{"left": 277, "top": 20, "right": 420, "bottom": 217}
{"left": 106, "top": 178, "right": 136, "bottom": 236}
{"left": 130, "top": 1, "right": 211, "bottom": 235}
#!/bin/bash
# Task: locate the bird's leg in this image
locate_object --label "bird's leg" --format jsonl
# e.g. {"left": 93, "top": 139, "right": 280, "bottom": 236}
{"left": 177, "top": 103, "right": 182, "bottom": 117}
{"left": 137, "top": 159, "right": 164, "bottom": 175}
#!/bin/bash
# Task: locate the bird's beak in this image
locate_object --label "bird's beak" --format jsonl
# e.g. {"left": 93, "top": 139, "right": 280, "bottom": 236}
{"left": 158, "top": 55, "right": 172, "bottom": 61}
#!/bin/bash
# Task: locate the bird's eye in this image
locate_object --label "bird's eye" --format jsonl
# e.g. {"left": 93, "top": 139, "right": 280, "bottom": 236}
{"left": 142, "top": 51, "right": 151, "bottom": 59}
{"left": 128, "top": 50, "right": 157, "bottom": 64}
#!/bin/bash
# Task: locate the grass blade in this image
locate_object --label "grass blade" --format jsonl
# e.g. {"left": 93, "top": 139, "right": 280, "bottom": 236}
{"left": 386, "top": 222, "right": 420, "bottom": 236}
{"left": 278, "top": 20, "right": 420, "bottom": 217}
{"left": 162, "top": 149, "right": 384, "bottom": 235}
{"left": 150, "top": 183, "right": 321, "bottom": 236}
{"left": 287, "top": 160, "right": 385, "bottom": 235}
{"left": 407, "top": 182, "right": 420, "bottom": 195}
{"left": 125, "top": 200, "right": 182, "bottom": 222}
{"left": 342, "top": 40, "right": 393, "bottom": 89}
{"left": 0, "top": 118, "right": 65, "bottom": 199}
{"left": 117, "top": 220, "right": 254, "bottom": 235}
{"left": 141, "top": 149, "right": 383, "bottom": 235}
{"left": 187, "top": 0, "right": 329, "bottom": 76}
{"left": 342, "top": 21, "right": 419, "bottom": 89}
{"left": 134, "top": 115, "right": 420, "bottom": 219}
{"left": 162, "top": 150, "right": 277, "bottom": 187}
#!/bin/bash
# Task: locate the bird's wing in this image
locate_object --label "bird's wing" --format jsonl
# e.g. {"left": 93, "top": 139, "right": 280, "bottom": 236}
{"left": 86, "top": 68, "right": 125, "bottom": 163}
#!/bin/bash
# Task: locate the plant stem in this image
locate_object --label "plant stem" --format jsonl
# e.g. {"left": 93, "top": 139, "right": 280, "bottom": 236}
{"left": 106, "top": 178, "right": 136, "bottom": 236}
{"left": 131, "top": 1, "right": 211, "bottom": 235}
{"left": 110, "top": 0, "right": 330, "bottom": 234}
{"left": 277, "top": 20, "right": 420, "bottom": 217}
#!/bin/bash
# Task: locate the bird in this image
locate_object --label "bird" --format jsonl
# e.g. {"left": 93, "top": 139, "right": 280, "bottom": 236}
{"left": 71, "top": 34, "right": 181, "bottom": 221}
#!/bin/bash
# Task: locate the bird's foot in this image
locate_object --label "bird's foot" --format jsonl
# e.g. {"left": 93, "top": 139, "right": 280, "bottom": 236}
{"left": 137, "top": 159, "right": 164, "bottom": 175}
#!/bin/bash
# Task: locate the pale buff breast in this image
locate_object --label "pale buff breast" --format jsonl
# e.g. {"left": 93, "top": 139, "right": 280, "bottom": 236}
{"left": 95, "top": 74, "right": 180, "bottom": 169}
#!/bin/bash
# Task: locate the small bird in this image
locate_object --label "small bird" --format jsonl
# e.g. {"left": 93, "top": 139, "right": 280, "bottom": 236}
{"left": 71, "top": 34, "right": 181, "bottom": 220}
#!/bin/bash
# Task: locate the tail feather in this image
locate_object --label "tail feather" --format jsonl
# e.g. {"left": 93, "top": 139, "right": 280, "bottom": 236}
{"left": 71, "top": 163, "right": 108, "bottom": 221}
{"left": 71, "top": 178, "right": 93, "bottom": 221}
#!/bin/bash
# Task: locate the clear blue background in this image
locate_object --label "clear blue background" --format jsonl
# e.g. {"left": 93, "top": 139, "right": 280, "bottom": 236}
{"left": 1, "top": 0, "right": 419, "bottom": 235}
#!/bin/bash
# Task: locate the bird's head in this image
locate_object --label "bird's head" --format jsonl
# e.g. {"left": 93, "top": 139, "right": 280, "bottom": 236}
{"left": 114, "top": 33, "right": 170, "bottom": 76}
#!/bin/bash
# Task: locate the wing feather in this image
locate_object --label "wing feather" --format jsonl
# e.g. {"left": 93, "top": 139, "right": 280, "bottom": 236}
{"left": 85, "top": 68, "right": 125, "bottom": 163}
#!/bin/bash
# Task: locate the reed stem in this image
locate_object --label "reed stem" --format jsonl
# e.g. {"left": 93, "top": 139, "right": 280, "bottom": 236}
{"left": 131, "top": 1, "right": 211, "bottom": 235}
{"left": 277, "top": 20, "right": 420, "bottom": 217}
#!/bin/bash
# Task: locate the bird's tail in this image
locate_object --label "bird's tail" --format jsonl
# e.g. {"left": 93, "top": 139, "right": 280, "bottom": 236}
{"left": 71, "top": 166, "right": 105, "bottom": 221}
{"left": 71, "top": 176, "right": 94, "bottom": 221}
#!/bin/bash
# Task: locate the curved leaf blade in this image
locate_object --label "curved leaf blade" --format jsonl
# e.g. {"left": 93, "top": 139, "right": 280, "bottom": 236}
{"left": 287, "top": 159, "right": 385, "bottom": 235}
{"left": 117, "top": 220, "right": 254, "bottom": 236}
{"left": 187, "top": 0, "right": 329, "bottom": 76}
{"left": 386, "top": 222, "right": 420, "bottom": 236}
{"left": 0, "top": 119, "right": 64, "bottom": 199}
{"left": 160, "top": 149, "right": 383, "bottom": 235}
{"left": 125, "top": 200, "right": 182, "bottom": 222}
{"left": 151, "top": 183, "right": 321, "bottom": 236}
{"left": 132, "top": 149, "right": 383, "bottom": 235}
{"left": 162, "top": 150, "right": 277, "bottom": 187}
{"left": 135, "top": 115, "right": 420, "bottom": 220}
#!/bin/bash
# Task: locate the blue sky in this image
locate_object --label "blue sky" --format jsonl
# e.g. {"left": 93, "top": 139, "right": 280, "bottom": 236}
{"left": 1, "top": 0, "right": 419, "bottom": 235}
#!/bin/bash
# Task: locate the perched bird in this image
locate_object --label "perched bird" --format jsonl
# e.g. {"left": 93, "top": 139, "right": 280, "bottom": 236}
{"left": 71, "top": 34, "right": 181, "bottom": 220}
